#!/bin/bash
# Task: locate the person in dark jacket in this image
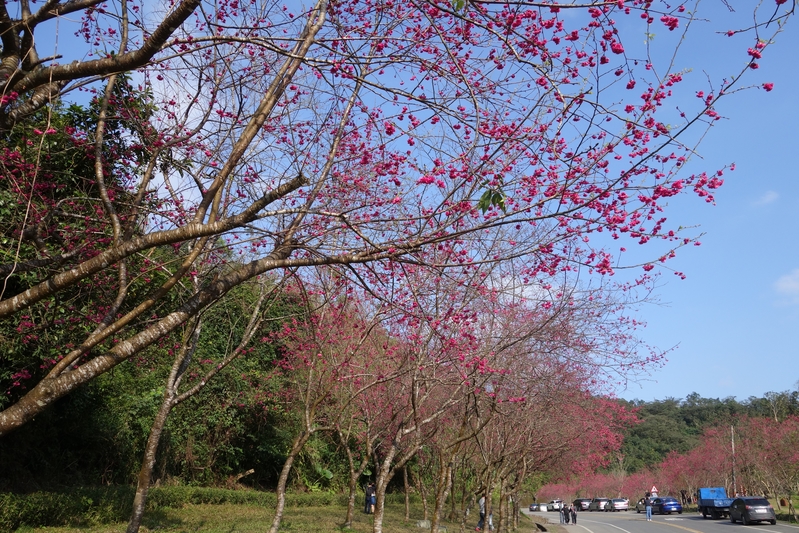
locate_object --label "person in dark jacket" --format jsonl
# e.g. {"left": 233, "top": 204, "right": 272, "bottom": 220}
{"left": 570, "top": 504, "right": 578, "bottom": 524}
{"left": 364, "top": 482, "right": 376, "bottom": 514}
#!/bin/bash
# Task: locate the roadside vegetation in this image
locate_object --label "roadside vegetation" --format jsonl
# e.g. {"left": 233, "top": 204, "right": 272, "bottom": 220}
{"left": 1, "top": 489, "right": 546, "bottom": 533}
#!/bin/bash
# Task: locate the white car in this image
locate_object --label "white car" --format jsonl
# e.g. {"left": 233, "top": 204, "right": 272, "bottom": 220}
{"left": 547, "top": 499, "right": 564, "bottom": 511}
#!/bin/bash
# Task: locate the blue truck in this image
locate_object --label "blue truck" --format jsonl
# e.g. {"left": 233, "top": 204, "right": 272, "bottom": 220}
{"left": 697, "top": 487, "right": 734, "bottom": 519}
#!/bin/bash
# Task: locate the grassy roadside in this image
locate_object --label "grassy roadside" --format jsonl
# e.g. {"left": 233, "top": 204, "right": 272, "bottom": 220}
{"left": 13, "top": 503, "right": 545, "bottom": 533}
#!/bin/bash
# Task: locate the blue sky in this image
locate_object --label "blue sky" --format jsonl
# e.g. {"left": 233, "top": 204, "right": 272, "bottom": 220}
{"left": 617, "top": 4, "right": 799, "bottom": 403}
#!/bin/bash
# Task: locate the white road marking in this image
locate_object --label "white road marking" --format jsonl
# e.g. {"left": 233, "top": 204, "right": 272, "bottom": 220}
{"left": 580, "top": 518, "right": 634, "bottom": 533}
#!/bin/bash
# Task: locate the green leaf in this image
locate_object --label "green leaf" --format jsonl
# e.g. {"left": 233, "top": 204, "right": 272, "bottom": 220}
{"left": 477, "top": 188, "right": 507, "bottom": 213}
{"left": 477, "top": 190, "right": 493, "bottom": 213}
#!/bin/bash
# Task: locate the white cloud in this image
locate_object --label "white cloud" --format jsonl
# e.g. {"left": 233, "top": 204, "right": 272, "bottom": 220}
{"left": 774, "top": 269, "right": 799, "bottom": 297}
{"left": 753, "top": 190, "right": 779, "bottom": 206}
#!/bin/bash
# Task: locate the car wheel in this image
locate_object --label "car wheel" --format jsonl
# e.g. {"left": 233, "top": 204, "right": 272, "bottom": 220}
{"left": 742, "top": 514, "right": 749, "bottom": 526}
{"left": 770, "top": 520, "right": 776, "bottom": 525}
{"left": 731, "top": 513, "right": 736, "bottom": 524}
{"left": 678, "top": 511, "right": 682, "bottom": 514}
{"left": 637, "top": 508, "right": 641, "bottom": 514}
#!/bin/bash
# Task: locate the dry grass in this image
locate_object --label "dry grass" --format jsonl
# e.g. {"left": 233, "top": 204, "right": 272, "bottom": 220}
{"left": 15, "top": 502, "right": 544, "bottom": 533}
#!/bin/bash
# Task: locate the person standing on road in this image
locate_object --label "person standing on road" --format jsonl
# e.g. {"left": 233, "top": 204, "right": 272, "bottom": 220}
{"left": 563, "top": 505, "right": 570, "bottom": 524}
{"left": 645, "top": 494, "right": 653, "bottom": 521}
{"left": 559, "top": 503, "right": 565, "bottom": 524}
{"left": 570, "top": 504, "right": 578, "bottom": 525}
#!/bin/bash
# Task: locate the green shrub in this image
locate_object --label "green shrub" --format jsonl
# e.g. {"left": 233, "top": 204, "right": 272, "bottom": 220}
{"left": 0, "top": 487, "right": 420, "bottom": 531}
{"left": 0, "top": 487, "right": 134, "bottom": 531}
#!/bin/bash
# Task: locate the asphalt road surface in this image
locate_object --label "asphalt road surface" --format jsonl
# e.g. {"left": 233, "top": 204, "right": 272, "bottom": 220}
{"left": 523, "top": 508, "right": 799, "bottom": 533}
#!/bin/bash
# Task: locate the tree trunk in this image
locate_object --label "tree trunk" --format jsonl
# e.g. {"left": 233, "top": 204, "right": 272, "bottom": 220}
{"left": 497, "top": 485, "right": 506, "bottom": 533}
{"left": 431, "top": 457, "right": 453, "bottom": 533}
{"left": 339, "top": 429, "right": 371, "bottom": 529}
{"left": 404, "top": 466, "right": 411, "bottom": 520}
{"left": 343, "top": 452, "right": 370, "bottom": 527}
{"left": 448, "top": 460, "right": 460, "bottom": 522}
{"left": 268, "top": 431, "right": 312, "bottom": 533}
{"left": 371, "top": 445, "right": 399, "bottom": 533}
{"left": 127, "top": 319, "right": 204, "bottom": 533}
{"left": 415, "top": 466, "right": 429, "bottom": 520}
{"left": 459, "top": 478, "right": 471, "bottom": 532}
{"left": 126, "top": 395, "right": 176, "bottom": 533}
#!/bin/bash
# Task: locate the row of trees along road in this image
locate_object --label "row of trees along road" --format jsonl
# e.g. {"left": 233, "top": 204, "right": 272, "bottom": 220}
{"left": 541, "top": 412, "right": 799, "bottom": 519}
{"left": 0, "top": 0, "right": 794, "bottom": 532}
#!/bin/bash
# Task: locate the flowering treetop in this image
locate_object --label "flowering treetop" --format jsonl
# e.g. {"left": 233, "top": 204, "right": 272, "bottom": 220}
{"left": 0, "top": 0, "right": 792, "bottom": 436}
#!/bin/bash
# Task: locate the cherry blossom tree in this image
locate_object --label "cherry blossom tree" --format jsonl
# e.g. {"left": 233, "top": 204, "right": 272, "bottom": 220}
{"left": 0, "top": 0, "right": 794, "bottom": 468}
{"left": 260, "top": 276, "right": 396, "bottom": 533}
{"left": 725, "top": 417, "right": 799, "bottom": 505}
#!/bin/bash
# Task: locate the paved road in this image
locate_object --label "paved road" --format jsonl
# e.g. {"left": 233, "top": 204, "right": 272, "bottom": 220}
{"left": 523, "top": 509, "right": 799, "bottom": 533}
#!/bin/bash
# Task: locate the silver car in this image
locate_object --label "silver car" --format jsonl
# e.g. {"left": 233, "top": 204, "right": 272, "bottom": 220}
{"left": 573, "top": 498, "right": 592, "bottom": 511}
{"left": 588, "top": 497, "right": 611, "bottom": 511}
{"left": 609, "top": 498, "right": 629, "bottom": 511}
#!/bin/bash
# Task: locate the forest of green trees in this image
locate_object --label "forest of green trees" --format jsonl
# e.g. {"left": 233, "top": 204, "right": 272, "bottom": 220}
{"left": 619, "top": 392, "right": 799, "bottom": 474}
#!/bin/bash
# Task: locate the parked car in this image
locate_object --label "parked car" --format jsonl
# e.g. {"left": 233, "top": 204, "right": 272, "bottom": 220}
{"left": 729, "top": 497, "right": 777, "bottom": 525}
{"left": 635, "top": 499, "right": 647, "bottom": 513}
{"left": 588, "top": 497, "right": 611, "bottom": 511}
{"left": 547, "top": 499, "right": 564, "bottom": 511}
{"left": 651, "top": 497, "right": 683, "bottom": 515}
{"left": 609, "top": 498, "right": 629, "bottom": 511}
{"left": 573, "top": 498, "right": 592, "bottom": 511}
{"left": 529, "top": 503, "right": 539, "bottom": 511}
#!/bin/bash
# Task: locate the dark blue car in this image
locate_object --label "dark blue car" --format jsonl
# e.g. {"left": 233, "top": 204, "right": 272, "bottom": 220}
{"left": 652, "top": 497, "right": 683, "bottom": 515}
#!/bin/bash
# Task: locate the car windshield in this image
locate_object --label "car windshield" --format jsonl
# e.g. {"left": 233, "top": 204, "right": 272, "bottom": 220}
{"left": 663, "top": 498, "right": 678, "bottom": 503}
{"left": 613, "top": 499, "right": 625, "bottom": 502}
{"left": 746, "top": 499, "right": 770, "bottom": 506}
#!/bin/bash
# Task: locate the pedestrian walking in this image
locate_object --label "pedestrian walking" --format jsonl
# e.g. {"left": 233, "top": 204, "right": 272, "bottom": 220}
{"left": 477, "top": 495, "right": 486, "bottom": 531}
{"left": 570, "top": 504, "right": 578, "bottom": 524}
